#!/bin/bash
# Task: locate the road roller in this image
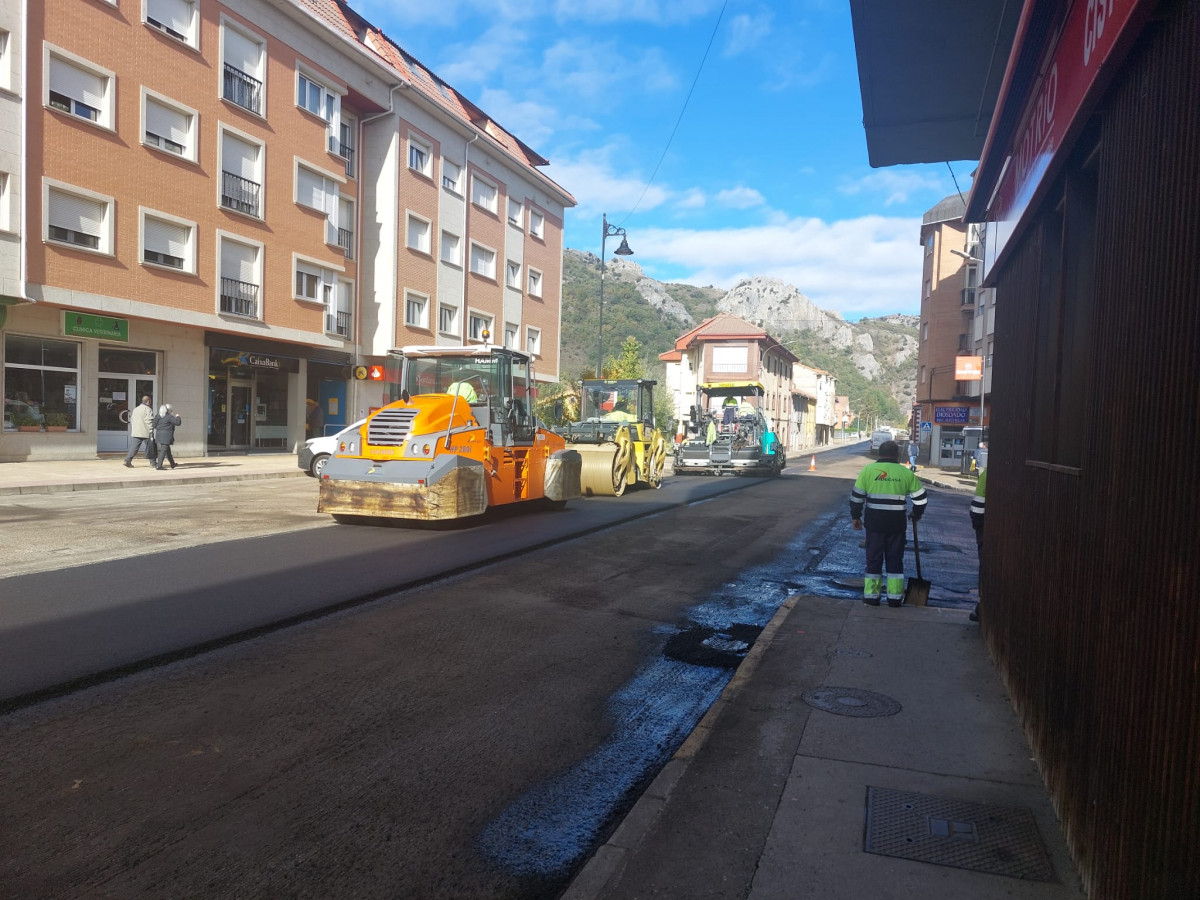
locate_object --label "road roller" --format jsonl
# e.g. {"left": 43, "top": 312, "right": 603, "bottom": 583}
{"left": 554, "top": 379, "right": 666, "bottom": 497}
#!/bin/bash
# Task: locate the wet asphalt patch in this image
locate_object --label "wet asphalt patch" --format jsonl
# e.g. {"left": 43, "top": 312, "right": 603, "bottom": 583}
{"left": 664, "top": 623, "right": 763, "bottom": 668}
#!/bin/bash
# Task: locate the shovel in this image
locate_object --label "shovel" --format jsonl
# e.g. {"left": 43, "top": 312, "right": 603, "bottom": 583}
{"left": 905, "top": 516, "right": 932, "bottom": 606}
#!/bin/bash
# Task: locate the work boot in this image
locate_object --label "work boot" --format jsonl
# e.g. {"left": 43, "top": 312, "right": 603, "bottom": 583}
{"left": 863, "top": 596, "right": 881, "bottom": 606}
{"left": 123, "top": 461, "right": 133, "bottom": 468}
{"left": 887, "top": 598, "right": 904, "bottom": 608}
{"left": 969, "top": 603, "right": 980, "bottom": 622}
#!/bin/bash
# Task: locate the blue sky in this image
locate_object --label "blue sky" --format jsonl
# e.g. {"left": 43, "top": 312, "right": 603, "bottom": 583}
{"left": 347, "top": 0, "right": 976, "bottom": 320}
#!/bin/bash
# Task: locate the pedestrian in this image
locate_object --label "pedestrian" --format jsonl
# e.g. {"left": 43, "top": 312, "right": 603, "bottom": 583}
{"left": 151, "top": 404, "right": 181, "bottom": 470}
{"left": 123, "top": 395, "right": 155, "bottom": 468}
{"left": 908, "top": 440, "right": 919, "bottom": 471}
{"left": 969, "top": 467, "right": 986, "bottom": 621}
{"left": 306, "top": 398, "right": 324, "bottom": 438}
{"left": 850, "top": 439, "right": 928, "bottom": 607}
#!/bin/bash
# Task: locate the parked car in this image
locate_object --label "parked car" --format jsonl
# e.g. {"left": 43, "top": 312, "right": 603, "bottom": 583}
{"left": 298, "top": 418, "right": 366, "bottom": 477}
{"left": 869, "top": 428, "right": 895, "bottom": 453}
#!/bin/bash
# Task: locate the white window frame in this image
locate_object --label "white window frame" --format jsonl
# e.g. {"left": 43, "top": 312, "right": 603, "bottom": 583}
{"left": 44, "top": 44, "right": 115, "bottom": 130}
{"left": 218, "top": 124, "right": 265, "bottom": 218}
{"left": 506, "top": 260, "right": 521, "bottom": 290}
{"left": 441, "top": 158, "right": 461, "bottom": 193}
{"left": 43, "top": 178, "right": 114, "bottom": 256}
{"left": 404, "top": 291, "right": 429, "bottom": 330}
{"left": 469, "top": 241, "right": 496, "bottom": 280}
{"left": 217, "top": 229, "right": 263, "bottom": 319}
{"left": 503, "top": 322, "right": 519, "bottom": 350}
{"left": 529, "top": 208, "right": 545, "bottom": 239}
{"left": 471, "top": 174, "right": 497, "bottom": 213}
{"left": 292, "top": 252, "right": 343, "bottom": 305}
{"left": 220, "top": 18, "right": 266, "bottom": 117}
{"left": 143, "top": 0, "right": 199, "bottom": 48}
{"left": 326, "top": 278, "right": 353, "bottom": 337}
{"left": 0, "top": 30, "right": 13, "bottom": 95}
{"left": 507, "top": 196, "right": 522, "bottom": 227}
{"left": 408, "top": 134, "right": 432, "bottom": 178}
{"left": 294, "top": 158, "right": 345, "bottom": 245}
{"left": 526, "top": 326, "right": 541, "bottom": 357}
{"left": 438, "top": 303, "right": 458, "bottom": 337}
{"left": 297, "top": 66, "right": 343, "bottom": 149}
{"left": 140, "top": 207, "right": 197, "bottom": 274}
{"left": 0, "top": 173, "right": 14, "bottom": 235}
{"left": 527, "top": 267, "right": 543, "bottom": 298}
{"left": 468, "top": 311, "right": 493, "bottom": 343}
{"left": 406, "top": 213, "right": 431, "bottom": 255}
{"left": 141, "top": 88, "right": 198, "bottom": 162}
{"left": 440, "top": 230, "right": 461, "bottom": 267}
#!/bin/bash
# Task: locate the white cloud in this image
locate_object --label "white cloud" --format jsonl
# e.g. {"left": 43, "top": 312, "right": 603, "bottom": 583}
{"left": 723, "top": 12, "right": 773, "bottom": 57}
{"left": 715, "top": 186, "right": 766, "bottom": 209}
{"left": 551, "top": 0, "right": 723, "bottom": 25}
{"left": 630, "top": 216, "right": 923, "bottom": 319}
{"left": 549, "top": 148, "right": 671, "bottom": 221}
{"left": 674, "top": 189, "right": 707, "bottom": 210}
{"left": 838, "top": 169, "right": 950, "bottom": 207}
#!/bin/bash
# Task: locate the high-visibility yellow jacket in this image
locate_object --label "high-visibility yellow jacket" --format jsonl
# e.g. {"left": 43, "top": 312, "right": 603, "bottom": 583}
{"left": 850, "top": 460, "right": 928, "bottom": 534}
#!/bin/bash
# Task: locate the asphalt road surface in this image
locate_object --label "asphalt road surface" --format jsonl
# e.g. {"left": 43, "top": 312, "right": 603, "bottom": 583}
{"left": 0, "top": 451, "right": 865, "bottom": 899}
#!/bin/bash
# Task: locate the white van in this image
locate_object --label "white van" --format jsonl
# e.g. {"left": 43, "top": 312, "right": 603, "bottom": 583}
{"left": 869, "top": 428, "right": 895, "bottom": 453}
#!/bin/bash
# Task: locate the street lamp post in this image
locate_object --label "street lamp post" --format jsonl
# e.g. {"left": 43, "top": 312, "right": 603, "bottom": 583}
{"left": 597, "top": 213, "right": 633, "bottom": 378}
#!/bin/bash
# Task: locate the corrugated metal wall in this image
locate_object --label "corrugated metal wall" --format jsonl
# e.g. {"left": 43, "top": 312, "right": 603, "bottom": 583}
{"left": 984, "top": 2, "right": 1200, "bottom": 897}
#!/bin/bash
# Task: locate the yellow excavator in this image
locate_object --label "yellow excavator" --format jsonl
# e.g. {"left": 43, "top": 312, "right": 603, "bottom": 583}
{"left": 553, "top": 379, "right": 666, "bottom": 497}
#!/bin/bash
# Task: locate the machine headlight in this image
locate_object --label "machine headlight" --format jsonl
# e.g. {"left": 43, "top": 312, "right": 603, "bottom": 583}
{"left": 408, "top": 441, "right": 432, "bottom": 456}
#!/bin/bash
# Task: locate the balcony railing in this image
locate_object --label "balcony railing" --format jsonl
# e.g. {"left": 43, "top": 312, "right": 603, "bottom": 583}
{"left": 220, "top": 277, "right": 259, "bottom": 318}
{"left": 329, "top": 135, "right": 356, "bottom": 178}
{"left": 221, "top": 171, "right": 260, "bottom": 217}
{"left": 337, "top": 227, "right": 354, "bottom": 259}
{"left": 961, "top": 287, "right": 976, "bottom": 306}
{"left": 326, "top": 309, "right": 351, "bottom": 337}
{"left": 223, "top": 64, "right": 262, "bottom": 115}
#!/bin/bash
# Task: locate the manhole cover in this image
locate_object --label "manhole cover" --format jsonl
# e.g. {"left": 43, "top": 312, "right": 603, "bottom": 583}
{"left": 664, "top": 623, "right": 762, "bottom": 669}
{"left": 801, "top": 687, "right": 900, "bottom": 717}
{"left": 864, "top": 787, "right": 1056, "bottom": 881}
{"left": 835, "top": 648, "right": 872, "bottom": 658}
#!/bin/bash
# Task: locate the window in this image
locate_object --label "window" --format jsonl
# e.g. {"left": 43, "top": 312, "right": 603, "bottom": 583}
{"left": 145, "top": 0, "right": 197, "bottom": 46}
{"left": 438, "top": 304, "right": 458, "bottom": 336}
{"left": 506, "top": 260, "right": 521, "bottom": 289}
{"left": 222, "top": 22, "right": 265, "bottom": 115}
{"left": 296, "top": 162, "right": 342, "bottom": 244}
{"left": 0, "top": 31, "right": 10, "bottom": 93}
{"left": 468, "top": 312, "right": 492, "bottom": 342}
{"left": 0, "top": 174, "right": 12, "bottom": 234}
{"left": 4, "top": 336, "right": 80, "bottom": 432}
{"left": 507, "top": 197, "right": 522, "bottom": 226}
{"left": 338, "top": 197, "right": 354, "bottom": 258}
{"left": 45, "top": 181, "right": 112, "bottom": 254}
{"left": 408, "top": 135, "right": 431, "bottom": 177}
{"left": 334, "top": 116, "right": 356, "bottom": 177}
{"left": 469, "top": 242, "right": 495, "bottom": 279}
{"left": 528, "top": 268, "right": 543, "bottom": 297}
{"left": 298, "top": 72, "right": 336, "bottom": 121}
{"left": 46, "top": 49, "right": 113, "bottom": 128}
{"left": 405, "top": 292, "right": 428, "bottom": 329}
{"left": 219, "top": 233, "right": 261, "bottom": 318}
{"left": 920, "top": 366, "right": 927, "bottom": 384}
{"left": 530, "top": 209, "right": 545, "bottom": 239}
{"left": 440, "top": 231, "right": 461, "bottom": 266}
{"left": 143, "top": 91, "right": 196, "bottom": 161}
{"left": 442, "top": 159, "right": 460, "bottom": 192}
{"left": 504, "top": 322, "right": 518, "bottom": 349}
{"left": 406, "top": 214, "right": 431, "bottom": 254}
{"left": 220, "top": 128, "right": 263, "bottom": 217}
{"left": 712, "top": 346, "right": 748, "bottom": 374}
{"left": 327, "top": 279, "right": 352, "bottom": 337}
{"left": 141, "top": 209, "right": 195, "bottom": 273}
{"left": 922, "top": 322, "right": 928, "bottom": 340}
{"left": 471, "top": 175, "right": 497, "bottom": 213}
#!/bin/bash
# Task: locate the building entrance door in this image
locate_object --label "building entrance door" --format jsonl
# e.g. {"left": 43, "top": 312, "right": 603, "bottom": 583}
{"left": 97, "top": 375, "right": 156, "bottom": 453}
{"left": 228, "top": 381, "right": 253, "bottom": 448}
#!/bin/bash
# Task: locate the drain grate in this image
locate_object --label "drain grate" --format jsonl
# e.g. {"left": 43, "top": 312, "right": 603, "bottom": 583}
{"left": 802, "top": 687, "right": 900, "bottom": 717}
{"left": 864, "top": 787, "right": 1056, "bottom": 881}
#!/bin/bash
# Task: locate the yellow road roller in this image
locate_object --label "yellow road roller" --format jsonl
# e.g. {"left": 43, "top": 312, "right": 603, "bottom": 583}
{"left": 554, "top": 379, "right": 666, "bottom": 497}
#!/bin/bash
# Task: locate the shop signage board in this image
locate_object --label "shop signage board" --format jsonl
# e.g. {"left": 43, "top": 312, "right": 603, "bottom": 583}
{"left": 955, "top": 355, "right": 984, "bottom": 380}
{"left": 214, "top": 349, "right": 300, "bottom": 373}
{"left": 935, "top": 406, "right": 970, "bottom": 424}
{"left": 64, "top": 313, "right": 128, "bottom": 342}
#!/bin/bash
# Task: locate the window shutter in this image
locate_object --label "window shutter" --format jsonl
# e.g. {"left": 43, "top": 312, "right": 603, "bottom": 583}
{"left": 222, "top": 133, "right": 258, "bottom": 178}
{"left": 145, "top": 98, "right": 189, "bottom": 144}
{"left": 220, "top": 240, "right": 256, "bottom": 282}
{"left": 297, "top": 167, "right": 324, "bottom": 210}
{"left": 49, "top": 57, "right": 105, "bottom": 107}
{"left": 48, "top": 188, "right": 104, "bottom": 236}
{"left": 147, "top": 0, "right": 193, "bottom": 36}
{"left": 223, "top": 27, "right": 261, "bottom": 75}
{"left": 144, "top": 216, "right": 189, "bottom": 258}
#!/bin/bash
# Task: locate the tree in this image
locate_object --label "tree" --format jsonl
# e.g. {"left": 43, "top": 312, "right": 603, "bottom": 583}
{"left": 603, "top": 336, "right": 647, "bottom": 379}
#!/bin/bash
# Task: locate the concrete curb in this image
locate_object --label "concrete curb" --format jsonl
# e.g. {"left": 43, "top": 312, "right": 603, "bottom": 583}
{"left": 561, "top": 594, "right": 801, "bottom": 900}
{"left": 0, "top": 468, "right": 305, "bottom": 497}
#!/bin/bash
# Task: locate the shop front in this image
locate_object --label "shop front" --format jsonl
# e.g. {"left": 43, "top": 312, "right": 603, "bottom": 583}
{"left": 207, "top": 346, "right": 297, "bottom": 452}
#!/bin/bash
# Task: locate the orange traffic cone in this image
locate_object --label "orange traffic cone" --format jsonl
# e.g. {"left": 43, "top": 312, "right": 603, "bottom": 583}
{"left": 809, "top": 455, "right": 816, "bottom": 471}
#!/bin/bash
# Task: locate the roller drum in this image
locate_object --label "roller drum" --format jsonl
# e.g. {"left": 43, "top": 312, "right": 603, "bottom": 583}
{"left": 577, "top": 444, "right": 626, "bottom": 497}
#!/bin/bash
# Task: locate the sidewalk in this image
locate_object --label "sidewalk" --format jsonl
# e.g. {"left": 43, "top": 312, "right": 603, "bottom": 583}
{"left": 0, "top": 452, "right": 304, "bottom": 497}
{"left": 565, "top": 476, "right": 1085, "bottom": 900}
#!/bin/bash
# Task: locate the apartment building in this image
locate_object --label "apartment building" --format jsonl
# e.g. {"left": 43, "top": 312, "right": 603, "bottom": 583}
{"left": 914, "top": 193, "right": 983, "bottom": 468}
{"left": 1, "top": 0, "right": 573, "bottom": 461}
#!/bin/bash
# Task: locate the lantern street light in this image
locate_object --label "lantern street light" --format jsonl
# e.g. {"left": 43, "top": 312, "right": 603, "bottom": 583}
{"left": 597, "top": 213, "right": 634, "bottom": 378}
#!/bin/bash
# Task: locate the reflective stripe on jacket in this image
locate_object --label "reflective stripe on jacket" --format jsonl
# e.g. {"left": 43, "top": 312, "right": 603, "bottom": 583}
{"left": 850, "top": 461, "right": 927, "bottom": 534}
{"left": 970, "top": 468, "right": 986, "bottom": 530}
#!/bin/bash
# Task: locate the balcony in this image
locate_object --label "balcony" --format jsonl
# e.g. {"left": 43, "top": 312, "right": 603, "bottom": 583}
{"left": 221, "top": 172, "right": 260, "bottom": 217}
{"left": 326, "top": 309, "right": 352, "bottom": 337}
{"left": 961, "top": 287, "right": 976, "bottom": 306}
{"left": 223, "top": 64, "right": 262, "bottom": 115}
{"left": 220, "top": 277, "right": 259, "bottom": 318}
{"left": 337, "top": 227, "right": 354, "bottom": 259}
{"left": 329, "top": 135, "right": 356, "bottom": 178}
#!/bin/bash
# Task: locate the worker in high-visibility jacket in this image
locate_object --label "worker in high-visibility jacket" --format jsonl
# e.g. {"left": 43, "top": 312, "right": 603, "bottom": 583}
{"left": 969, "top": 468, "right": 986, "bottom": 621}
{"left": 850, "top": 440, "right": 928, "bottom": 606}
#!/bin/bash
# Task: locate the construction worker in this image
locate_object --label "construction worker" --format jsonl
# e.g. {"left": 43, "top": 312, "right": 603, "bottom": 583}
{"left": 850, "top": 440, "right": 928, "bottom": 607}
{"left": 969, "top": 467, "right": 986, "bottom": 621}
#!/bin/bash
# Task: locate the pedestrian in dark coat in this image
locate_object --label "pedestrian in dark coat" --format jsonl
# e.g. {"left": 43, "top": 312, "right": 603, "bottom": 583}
{"left": 152, "top": 404, "right": 181, "bottom": 470}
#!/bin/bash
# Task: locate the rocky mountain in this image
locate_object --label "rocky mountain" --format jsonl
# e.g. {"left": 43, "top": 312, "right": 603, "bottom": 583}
{"left": 560, "top": 249, "right": 918, "bottom": 422}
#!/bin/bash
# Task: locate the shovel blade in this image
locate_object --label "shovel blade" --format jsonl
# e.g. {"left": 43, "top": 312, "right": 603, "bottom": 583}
{"left": 905, "top": 577, "right": 931, "bottom": 607}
